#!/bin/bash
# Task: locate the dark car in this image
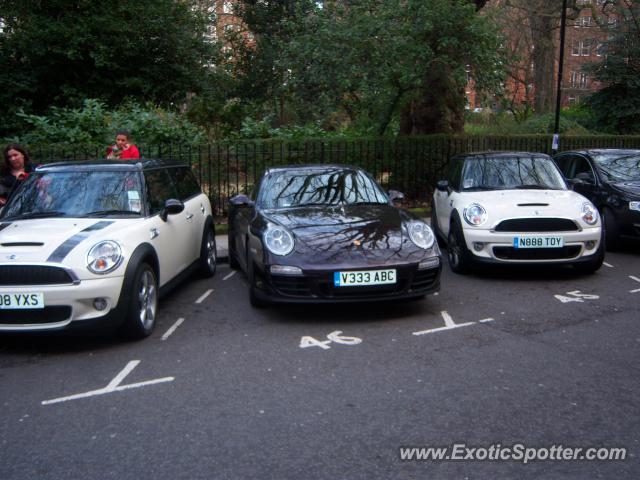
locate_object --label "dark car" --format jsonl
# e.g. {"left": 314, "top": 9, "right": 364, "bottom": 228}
{"left": 227, "top": 165, "right": 442, "bottom": 306}
{"left": 554, "top": 149, "right": 640, "bottom": 249}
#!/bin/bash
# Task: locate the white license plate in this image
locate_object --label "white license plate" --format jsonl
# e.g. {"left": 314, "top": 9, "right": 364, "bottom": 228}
{"left": 513, "top": 236, "right": 564, "bottom": 249}
{"left": 0, "top": 293, "right": 45, "bottom": 309}
{"left": 334, "top": 269, "right": 396, "bottom": 287}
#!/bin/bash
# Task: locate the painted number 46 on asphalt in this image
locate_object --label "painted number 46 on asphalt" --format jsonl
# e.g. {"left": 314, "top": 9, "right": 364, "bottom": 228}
{"left": 299, "top": 331, "right": 362, "bottom": 350}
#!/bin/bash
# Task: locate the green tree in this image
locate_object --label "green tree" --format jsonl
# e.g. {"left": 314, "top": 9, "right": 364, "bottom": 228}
{"left": 585, "top": 0, "right": 640, "bottom": 134}
{"left": 0, "top": 0, "right": 218, "bottom": 137}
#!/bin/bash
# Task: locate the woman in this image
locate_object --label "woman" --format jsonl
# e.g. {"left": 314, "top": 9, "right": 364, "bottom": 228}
{"left": 106, "top": 130, "right": 140, "bottom": 160}
{"left": 1, "top": 144, "right": 35, "bottom": 206}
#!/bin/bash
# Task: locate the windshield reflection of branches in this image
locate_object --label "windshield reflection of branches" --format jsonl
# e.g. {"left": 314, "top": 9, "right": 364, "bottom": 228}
{"left": 264, "top": 170, "right": 386, "bottom": 208}
{"left": 463, "top": 158, "right": 563, "bottom": 189}
{"left": 595, "top": 155, "right": 640, "bottom": 181}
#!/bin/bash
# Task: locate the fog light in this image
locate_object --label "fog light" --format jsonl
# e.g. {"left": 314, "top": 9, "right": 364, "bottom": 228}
{"left": 418, "top": 257, "right": 440, "bottom": 270}
{"left": 93, "top": 298, "right": 108, "bottom": 311}
{"left": 473, "top": 242, "right": 484, "bottom": 251}
{"left": 270, "top": 265, "right": 303, "bottom": 276}
{"left": 585, "top": 240, "right": 596, "bottom": 250}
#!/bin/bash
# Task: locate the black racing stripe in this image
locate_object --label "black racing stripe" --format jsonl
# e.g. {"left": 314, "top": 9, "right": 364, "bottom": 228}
{"left": 47, "top": 221, "right": 115, "bottom": 263}
{"left": 0, "top": 223, "right": 12, "bottom": 232}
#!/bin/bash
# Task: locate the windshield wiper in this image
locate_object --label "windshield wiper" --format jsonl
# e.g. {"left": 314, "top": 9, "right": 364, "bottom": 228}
{"left": 513, "top": 185, "right": 551, "bottom": 190}
{"left": 81, "top": 210, "right": 140, "bottom": 217}
{"left": 462, "top": 186, "right": 503, "bottom": 191}
{"left": 3, "top": 211, "right": 67, "bottom": 221}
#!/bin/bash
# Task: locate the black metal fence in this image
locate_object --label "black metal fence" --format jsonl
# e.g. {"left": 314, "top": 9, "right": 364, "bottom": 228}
{"left": 31, "top": 135, "right": 640, "bottom": 213}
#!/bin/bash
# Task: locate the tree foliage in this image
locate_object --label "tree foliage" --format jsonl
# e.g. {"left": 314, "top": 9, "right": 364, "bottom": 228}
{"left": 0, "top": 0, "right": 218, "bottom": 137}
{"left": 585, "top": 0, "right": 640, "bottom": 134}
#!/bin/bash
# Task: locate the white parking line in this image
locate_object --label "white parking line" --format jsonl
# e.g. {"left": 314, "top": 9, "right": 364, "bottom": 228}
{"left": 479, "top": 318, "right": 495, "bottom": 323}
{"left": 161, "top": 318, "right": 185, "bottom": 341}
{"left": 630, "top": 276, "right": 640, "bottom": 293}
{"left": 195, "top": 289, "right": 214, "bottom": 304}
{"left": 413, "top": 311, "right": 475, "bottom": 336}
{"left": 603, "top": 262, "right": 614, "bottom": 268}
{"left": 223, "top": 271, "right": 236, "bottom": 281}
{"left": 42, "top": 361, "right": 174, "bottom": 405}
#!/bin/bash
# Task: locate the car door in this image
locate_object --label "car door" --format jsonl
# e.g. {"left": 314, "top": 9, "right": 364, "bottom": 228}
{"left": 144, "top": 168, "right": 192, "bottom": 284}
{"left": 169, "top": 166, "right": 207, "bottom": 263}
{"left": 231, "top": 185, "right": 258, "bottom": 272}
{"left": 560, "top": 154, "right": 599, "bottom": 204}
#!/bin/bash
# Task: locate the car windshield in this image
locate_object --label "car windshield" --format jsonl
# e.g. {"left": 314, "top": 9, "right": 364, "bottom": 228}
{"left": 461, "top": 156, "right": 566, "bottom": 191}
{"left": 258, "top": 168, "right": 388, "bottom": 209}
{"left": 1, "top": 170, "right": 144, "bottom": 220}
{"left": 592, "top": 153, "right": 640, "bottom": 182}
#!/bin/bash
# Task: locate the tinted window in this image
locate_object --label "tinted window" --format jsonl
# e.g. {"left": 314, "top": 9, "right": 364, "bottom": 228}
{"left": 170, "top": 167, "right": 201, "bottom": 201}
{"left": 145, "top": 169, "right": 177, "bottom": 214}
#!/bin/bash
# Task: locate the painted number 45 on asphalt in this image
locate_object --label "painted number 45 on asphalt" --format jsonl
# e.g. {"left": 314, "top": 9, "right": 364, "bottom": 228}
{"left": 299, "top": 331, "right": 362, "bottom": 350}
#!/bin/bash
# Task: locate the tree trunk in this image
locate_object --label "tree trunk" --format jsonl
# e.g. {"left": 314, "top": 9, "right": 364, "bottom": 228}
{"left": 529, "top": 12, "right": 558, "bottom": 114}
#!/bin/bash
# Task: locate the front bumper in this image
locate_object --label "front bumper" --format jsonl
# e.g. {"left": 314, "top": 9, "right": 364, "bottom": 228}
{"left": 461, "top": 227, "right": 602, "bottom": 264}
{"left": 0, "top": 275, "right": 125, "bottom": 332}
{"left": 253, "top": 260, "right": 442, "bottom": 304}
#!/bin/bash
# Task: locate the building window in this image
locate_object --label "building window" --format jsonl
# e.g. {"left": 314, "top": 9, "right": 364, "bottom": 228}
{"left": 582, "top": 16, "right": 592, "bottom": 27}
{"left": 570, "top": 71, "right": 578, "bottom": 88}
{"left": 568, "top": 96, "right": 577, "bottom": 105}
{"left": 223, "top": 1, "right": 233, "bottom": 14}
{"left": 571, "top": 40, "right": 580, "bottom": 56}
{"left": 581, "top": 39, "right": 592, "bottom": 56}
{"left": 580, "top": 73, "right": 588, "bottom": 89}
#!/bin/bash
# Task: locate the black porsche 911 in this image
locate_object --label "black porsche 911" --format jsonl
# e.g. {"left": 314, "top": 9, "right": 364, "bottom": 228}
{"left": 227, "top": 165, "right": 442, "bottom": 306}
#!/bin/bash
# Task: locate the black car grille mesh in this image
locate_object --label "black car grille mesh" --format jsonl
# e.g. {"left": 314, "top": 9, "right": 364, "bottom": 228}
{"left": 410, "top": 268, "right": 440, "bottom": 291}
{"left": 271, "top": 276, "right": 313, "bottom": 297}
{"left": 494, "top": 218, "right": 579, "bottom": 232}
{"left": 493, "top": 246, "right": 582, "bottom": 260}
{"left": 0, "top": 306, "right": 72, "bottom": 324}
{"left": 0, "top": 265, "right": 75, "bottom": 286}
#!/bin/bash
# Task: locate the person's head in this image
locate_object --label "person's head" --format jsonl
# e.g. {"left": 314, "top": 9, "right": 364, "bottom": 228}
{"left": 3, "top": 144, "right": 30, "bottom": 174}
{"left": 115, "top": 130, "right": 132, "bottom": 149}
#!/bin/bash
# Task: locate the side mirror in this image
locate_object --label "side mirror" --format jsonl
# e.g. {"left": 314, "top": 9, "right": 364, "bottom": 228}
{"left": 229, "top": 194, "right": 254, "bottom": 208}
{"left": 436, "top": 180, "right": 450, "bottom": 192}
{"left": 388, "top": 190, "right": 405, "bottom": 204}
{"left": 160, "top": 198, "right": 184, "bottom": 222}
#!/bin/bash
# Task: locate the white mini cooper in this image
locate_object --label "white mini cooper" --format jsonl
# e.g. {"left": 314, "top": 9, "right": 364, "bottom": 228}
{"left": 0, "top": 160, "right": 217, "bottom": 338}
{"left": 431, "top": 152, "right": 604, "bottom": 274}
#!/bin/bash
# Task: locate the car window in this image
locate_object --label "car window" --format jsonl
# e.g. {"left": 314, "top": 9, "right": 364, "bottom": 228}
{"left": 591, "top": 152, "right": 640, "bottom": 181}
{"left": 554, "top": 155, "right": 573, "bottom": 177}
{"left": 145, "top": 169, "right": 177, "bottom": 214}
{"left": 169, "top": 166, "right": 201, "bottom": 201}
{"left": 568, "top": 156, "right": 596, "bottom": 181}
{"left": 461, "top": 156, "right": 567, "bottom": 191}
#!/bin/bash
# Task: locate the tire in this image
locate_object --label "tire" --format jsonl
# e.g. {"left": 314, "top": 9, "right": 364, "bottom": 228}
{"left": 574, "top": 230, "right": 605, "bottom": 275}
{"left": 430, "top": 204, "right": 445, "bottom": 247}
{"left": 199, "top": 227, "right": 217, "bottom": 277}
{"left": 120, "top": 263, "right": 158, "bottom": 340}
{"left": 228, "top": 232, "right": 240, "bottom": 269}
{"left": 248, "top": 260, "right": 267, "bottom": 308}
{"left": 602, "top": 208, "right": 621, "bottom": 251}
{"left": 447, "top": 219, "right": 473, "bottom": 274}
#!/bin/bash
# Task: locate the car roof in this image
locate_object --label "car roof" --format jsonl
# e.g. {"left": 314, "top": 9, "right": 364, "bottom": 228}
{"left": 264, "top": 164, "right": 364, "bottom": 175}
{"left": 36, "top": 159, "right": 188, "bottom": 172}
{"left": 454, "top": 151, "right": 551, "bottom": 160}
{"left": 559, "top": 149, "right": 640, "bottom": 157}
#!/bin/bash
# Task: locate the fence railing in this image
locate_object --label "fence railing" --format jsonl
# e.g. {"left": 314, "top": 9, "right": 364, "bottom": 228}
{"left": 30, "top": 135, "right": 640, "bottom": 213}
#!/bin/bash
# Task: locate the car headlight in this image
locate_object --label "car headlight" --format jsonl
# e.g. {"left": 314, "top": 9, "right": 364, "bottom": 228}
{"left": 630, "top": 201, "right": 640, "bottom": 212}
{"left": 463, "top": 203, "right": 487, "bottom": 226}
{"left": 407, "top": 221, "right": 435, "bottom": 250}
{"left": 87, "top": 241, "right": 123, "bottom": 274}
{"left": 581, "top": 202, "right": 598, "bottom": 225}
{"left": 264, "top": 225, "right": 295, "bottom": 256}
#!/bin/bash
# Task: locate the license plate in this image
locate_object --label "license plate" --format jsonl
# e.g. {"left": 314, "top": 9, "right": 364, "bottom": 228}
{"left": 334, "top": 269, "right": 396, "bottom": 287}
{"left": 513, "top": 236, "right": 564, "bottom": 249}
{"left": 0, "top": 293, "right": 45, "bottom": 309}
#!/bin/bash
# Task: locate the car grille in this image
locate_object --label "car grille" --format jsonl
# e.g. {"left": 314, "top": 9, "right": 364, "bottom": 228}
{"left": 0, "top": 265, "right": 75, "bottom": 286}
{"left": 494, "top": 218, "right": 579, "bottom": 232}
{"left": 271, "top": 276, "right": 313, "bottom": 297}
{"left": 410, "top": 268, "right": 440, "bottom": 291}
{"left": 321, "top": 282, "right": 406, "bottom": 298}
{"left": 0, "top": 306, "right": 72, "bottom": 324}
{"left": 493, "top": 246, "right": 582, "bottom": 260}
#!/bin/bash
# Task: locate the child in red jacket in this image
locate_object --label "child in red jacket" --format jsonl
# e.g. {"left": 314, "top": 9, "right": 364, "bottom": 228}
{"left": 106, "top": 130, "right": 140, "bottom": 160}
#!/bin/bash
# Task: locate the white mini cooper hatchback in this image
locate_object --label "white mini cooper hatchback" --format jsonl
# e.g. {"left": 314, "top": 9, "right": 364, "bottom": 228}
{"left": 432, "top": 152, "right": 604, "bottom": 274}
{"left": 0, "top": 160, "right": 216, "bottom": 338}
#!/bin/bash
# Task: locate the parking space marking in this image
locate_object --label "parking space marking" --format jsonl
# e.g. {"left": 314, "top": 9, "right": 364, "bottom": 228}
{"left": 603, "top": 262, "right": 614, "bottom": 268}
{"left": 479, "top": 318, "right": 495, "bottom": 323}
{"left": 630, "top": 276, "right": 640, "bottom": 293}
{"left": 161, "top": 318, "right": 185, "bottom": 341}
{"left": 223, "top": 271, "right": 236, "bottom": 281}
{"left": 195, "top": 289, "right": 214, "bottom": 304}
{"left": 299, "top": 331, "right": 362, "bottom": 350}
{"left": 554, "top": 290, "right": 599, "bottom": 303}
{"left": 42, "top": 361, "right": 174, "bottom": 406}
{"left": 413, "top": 311, "right": 475, "bottom": 336}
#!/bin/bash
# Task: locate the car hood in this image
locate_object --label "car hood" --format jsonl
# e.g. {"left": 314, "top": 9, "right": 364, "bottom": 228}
{"left": 609, "top": 181, "right": 640, "bottom": 198}
{"left": 261, "top": 204, "right": 432, "bottom": 266}
{"left": 458, "top": 189, "right": 598, "bottom": 229}
{"left": 0, "top": 218, "right": 128, "bottom": 264}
